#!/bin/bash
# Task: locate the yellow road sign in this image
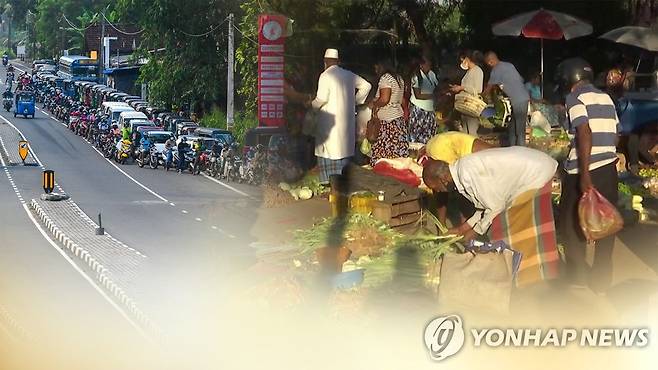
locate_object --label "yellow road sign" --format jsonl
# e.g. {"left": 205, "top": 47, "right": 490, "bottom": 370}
{"left": 42, "top": 170, "right": 55, "bottom": 194}
{"left": 18, "top": 140, "right": 29, "bottom": 162}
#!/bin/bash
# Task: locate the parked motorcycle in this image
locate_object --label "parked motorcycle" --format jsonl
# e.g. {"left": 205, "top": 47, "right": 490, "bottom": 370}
{"left": 136, "top": 145, "right": 152, "bottom": 168}
{"left": 2, "top": 97, "right": 11, "bottom": 112}
{"left": 115, "top": 140, "right": 132, "bottom": 165}
{"left": 163, "top": 147, "right": 174, "bottom": 171}
{"left": 149, "top": 146, "right": 162, "bottom": 170}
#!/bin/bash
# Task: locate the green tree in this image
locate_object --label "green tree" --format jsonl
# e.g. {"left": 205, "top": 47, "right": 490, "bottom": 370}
{"left": 115, "top": 0, "right": 239, "bottom": 112}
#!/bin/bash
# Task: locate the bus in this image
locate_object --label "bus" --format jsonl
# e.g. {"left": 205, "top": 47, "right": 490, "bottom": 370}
{"left": 58, "top": 55, "right": 99, "bottom": 82}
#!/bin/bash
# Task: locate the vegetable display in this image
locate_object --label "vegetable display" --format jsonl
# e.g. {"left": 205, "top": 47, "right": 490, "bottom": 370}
{"left": 278, "top": 173, "right": 328, "bottom": 201}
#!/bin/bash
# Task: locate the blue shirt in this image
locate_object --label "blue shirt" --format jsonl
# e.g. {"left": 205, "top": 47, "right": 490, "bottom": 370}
{"left": 524, "top": 82, "right": 541, "bottom": 100}
{"left": 564, "top": 83, "right": 619, "bottom": 174}
{"left": 488, "top": 62, "right": 529, "bottom": 105}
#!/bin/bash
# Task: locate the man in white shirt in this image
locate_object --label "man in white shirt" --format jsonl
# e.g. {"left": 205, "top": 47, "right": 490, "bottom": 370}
{"left": 307, "top": 49, "right": 372, "bottom": 184}
{"left": 423, "top": 147, "right": 560, "bottom": 286}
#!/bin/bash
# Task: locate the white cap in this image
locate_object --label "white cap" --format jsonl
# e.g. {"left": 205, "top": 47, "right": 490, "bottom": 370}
{"left": 324, "top": 48, "right": 339, "bottom": 59}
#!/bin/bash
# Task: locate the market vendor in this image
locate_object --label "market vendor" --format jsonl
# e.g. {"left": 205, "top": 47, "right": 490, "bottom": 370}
{"left": 422, "top": 147, "right": 560, "bottom": 286}
{"left": 422, "top": 131, "right": 494, "bottom": 223}
{"left": 306, "top": 48, "right": 372, "bottom": 184}
{"left": 555, "top": 58, "right": 620, "bottom": 294}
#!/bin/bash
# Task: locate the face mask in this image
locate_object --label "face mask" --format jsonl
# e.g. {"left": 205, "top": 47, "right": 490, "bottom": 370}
{"left": 460, "top": 61, "right": 469, "bottom": 71}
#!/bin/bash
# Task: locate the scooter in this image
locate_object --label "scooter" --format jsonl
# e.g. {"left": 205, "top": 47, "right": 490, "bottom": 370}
{"left": 2, "top": 96, "right": 12, "bottom": 112}
{"left": 115, "top": 140, "right": 132, "bottom": 165}
{"left": 163, "top": 147, "right": 175, "bottom": 171}
{"left": 149, "top": 146, "right": 162, "bottom": 170}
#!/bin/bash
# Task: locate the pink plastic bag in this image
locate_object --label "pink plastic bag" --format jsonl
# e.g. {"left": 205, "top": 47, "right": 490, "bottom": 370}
{"left": 578, "top": 188, "right": 624, "bottom": 242}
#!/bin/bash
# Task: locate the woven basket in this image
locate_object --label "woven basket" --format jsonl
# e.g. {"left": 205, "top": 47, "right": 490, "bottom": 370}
{"left": 454, "top": 93, "right": 487, "bottom": 118}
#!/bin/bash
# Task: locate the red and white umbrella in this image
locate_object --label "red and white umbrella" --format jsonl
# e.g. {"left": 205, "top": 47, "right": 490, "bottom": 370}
{"left": 492, "top": 9, "right": 593, "bottom": 96}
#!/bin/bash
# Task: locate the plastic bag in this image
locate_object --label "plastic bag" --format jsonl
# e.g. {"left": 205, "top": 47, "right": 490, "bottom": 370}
{"left": 578, "top": 188, "right": 624, "bottom": 242}
{"left": 360, "top": 139, "right": 372, "bottom": 156}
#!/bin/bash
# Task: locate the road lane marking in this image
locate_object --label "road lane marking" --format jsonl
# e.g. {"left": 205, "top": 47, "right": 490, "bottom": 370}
{"left": 0, "top": 115, "right": 45, "bottom": 167}
{"left": 169, "top": 202, "right": 175, "bottom": 207}
{"left": 201, "top": 173, "right": 252, "bottom": 198}
{"left": 22, "top": 203, "right": 150, "bottom": 341}
{"left": 2, "top": 144, "right": 148, "bottom": 340}
{"left": 88, "top": 145, "right": 169, "bottom": 203}
{"left": 181, "top": 210, "right": 188, "bottom": 214}
{"left": 195, "top": 217, "right": 202, "bottom": 222}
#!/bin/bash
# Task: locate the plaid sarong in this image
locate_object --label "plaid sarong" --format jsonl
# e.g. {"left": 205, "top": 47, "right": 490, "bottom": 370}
{"left": 489, "top": 181, "right": 560, "bottom": 287}
{"left": 317, "top": 156, "right": 351, "bottom": 184}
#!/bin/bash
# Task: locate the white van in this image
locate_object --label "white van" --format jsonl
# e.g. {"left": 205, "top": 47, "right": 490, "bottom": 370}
{"left": 101, "top": 101, "right": 130, "bottom": 116}
{"left": 107, "top": 106, "right": 135, "bottom": 126}
{"left": 118, "top": 111, "right": 149, "bottom": 129}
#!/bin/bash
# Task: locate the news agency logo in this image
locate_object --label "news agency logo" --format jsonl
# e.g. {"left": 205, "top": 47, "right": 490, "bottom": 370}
{"left": 423, "top": 315, "right": 465, "bottom": 361}
{"left": 424, "top": 314, "right": 651, "bottom": 362}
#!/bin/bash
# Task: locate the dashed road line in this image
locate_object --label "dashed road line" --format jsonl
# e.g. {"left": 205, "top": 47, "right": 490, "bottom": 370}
{"left": 1, "top": 137, "right": 148, "bottom": 340}
{"left": 181, "top": 210, "right": 188, "bottom": 214}
{"left": 201, "top": 173, "right": 252, "bottom": 198}
{"left": 195, "top": 217, "right": 202, "bottom": 222}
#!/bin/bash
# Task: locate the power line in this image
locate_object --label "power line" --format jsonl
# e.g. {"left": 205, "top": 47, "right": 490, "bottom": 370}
{"left": 61, "top": 14, "right": 96, "bottom": 32}
{"left": 101, "top": 13, "right": 145, "bottom": 36}
{"left": 179, "top": 16, "right": 231, "bottom": 37}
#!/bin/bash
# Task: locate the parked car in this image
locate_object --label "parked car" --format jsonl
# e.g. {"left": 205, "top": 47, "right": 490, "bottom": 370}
{"left": 243, "top": 126, "right": 287, "bottom": 155}
{"left": 107, "top": 105, "right": 135, "bottom": 126}
{"left": 118, "top": 111, "right": 149, "bottom": 129}
{"left": 194, "top": 127, "right": 236, "bottom": 146}
{"left": 130, "top": 119, "right": 157, "bottom": 133}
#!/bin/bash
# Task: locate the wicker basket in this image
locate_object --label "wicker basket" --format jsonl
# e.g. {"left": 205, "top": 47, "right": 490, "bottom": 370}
{"left": 454, "top": 93, "right": 487, "bottom": 118}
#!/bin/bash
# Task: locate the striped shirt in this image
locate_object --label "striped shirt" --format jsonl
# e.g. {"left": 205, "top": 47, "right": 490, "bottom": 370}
{"left": 375, "top": 73, "right": 405, "bottom": 121}
{"left": 564, "top": 84, "right": 619, "bottom": 174}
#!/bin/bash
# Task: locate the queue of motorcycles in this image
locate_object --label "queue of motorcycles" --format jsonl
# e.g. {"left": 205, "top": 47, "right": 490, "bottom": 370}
{"left": 28, "top": 75, "right": 271, "bottom": 185}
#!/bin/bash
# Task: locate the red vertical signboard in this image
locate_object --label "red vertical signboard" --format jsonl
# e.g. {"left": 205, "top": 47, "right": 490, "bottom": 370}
{"left": 258, "top": 14, "right": 287, "bottom": 127}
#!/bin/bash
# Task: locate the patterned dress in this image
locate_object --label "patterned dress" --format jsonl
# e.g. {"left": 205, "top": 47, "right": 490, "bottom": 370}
{"left": 409, "top": 104, "right": 437, "bottom": 144}
{"left": 370, "top": 73, "right": 409, "bottom": 166}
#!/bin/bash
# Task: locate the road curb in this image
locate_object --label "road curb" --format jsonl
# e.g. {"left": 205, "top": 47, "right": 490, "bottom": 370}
{"left": 29, "top": 199, "right": 159, "bottom": 335}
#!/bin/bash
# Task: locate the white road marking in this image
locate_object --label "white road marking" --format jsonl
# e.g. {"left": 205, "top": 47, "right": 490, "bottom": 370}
{"left": 88, "top": 145, "right": 169, "bottom": 203}
{"left": 169, "top": 202, "right": 176, "bottom": 207}
{"left": 194, "top": 217, "right": 202, "bottom": 222}
{"left": 201, "top": 173, "right": 252, "bottom": 198}
{"left": 22, "top": 203, "right": 150, "bottom": 341}
{"left": 1, "top": 144, "right": 148, "bottom": 340}
{"left": 211, "top": 226, "right": 218, "bottom": 230}
{"left": 0, "top": 115, "right": 44, "bottom": 167}
{"left": 181, "top": 210, "right": 188, "bottom": 214}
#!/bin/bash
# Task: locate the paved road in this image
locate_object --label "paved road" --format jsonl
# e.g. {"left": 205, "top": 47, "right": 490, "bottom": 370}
{"left": 0, "top": 135, "right": 154, "bottom": 368}
{"left": 1, "top": 62, "right": 272, "bottom": 362}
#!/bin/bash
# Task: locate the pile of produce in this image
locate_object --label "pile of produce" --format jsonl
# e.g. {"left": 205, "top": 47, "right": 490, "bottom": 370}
{"left": 528, "top": 129, "right": 570, "bottom": 160}
{"left": 639, "top": 168, "right": 658, "bottom": 178}
{"left": 293, "top": 213, "right": 401, "bottom": 258}
{"left": 618, "top": 182, "right": 644, "bottom": 212}
{"left": 294, "top": 212, "right": 463, "bottom": 291}
{"left": 278, "top": 172, "right": 328, "bottom": 201}
{"left": 637, "top": 168, "right": 658, "bottom": 197}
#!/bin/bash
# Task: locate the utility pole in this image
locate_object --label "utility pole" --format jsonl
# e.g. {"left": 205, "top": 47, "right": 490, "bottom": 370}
{"left": 227, "top": 13, "right": 235, "bottom": 129}
{"left": 99, "top": 15, "right": 105, "bottom": 82}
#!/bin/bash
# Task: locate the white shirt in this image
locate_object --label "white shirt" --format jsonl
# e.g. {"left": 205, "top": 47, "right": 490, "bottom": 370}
{"left": 461, "top": 65, "right": 484, "bottom": 95}
{"left": 311, "top": 65, "right": 372, "bottom": 159}
{"left": 410, "top": 70, "right": 438, "bottom": 112}
{"left": 449, "top": 147, "right": 557, "bottom": 235}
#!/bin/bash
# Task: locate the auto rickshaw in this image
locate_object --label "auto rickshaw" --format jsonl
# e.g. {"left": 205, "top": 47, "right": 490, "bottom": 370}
{"left": 14, "top": 91, "right": 36, "bottom": 118}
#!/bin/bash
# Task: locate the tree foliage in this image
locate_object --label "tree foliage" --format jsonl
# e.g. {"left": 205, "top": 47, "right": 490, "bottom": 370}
{"left": 115, "top": 0, "right": 239, "bottom": 112}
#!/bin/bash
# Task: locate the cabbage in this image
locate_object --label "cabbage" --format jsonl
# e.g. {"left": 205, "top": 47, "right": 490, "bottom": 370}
{"left": 298, "top": 187, "right": 313, "bottom": 200}
{"left": 279, "top": 182, "right": 292, "bottom": 191}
